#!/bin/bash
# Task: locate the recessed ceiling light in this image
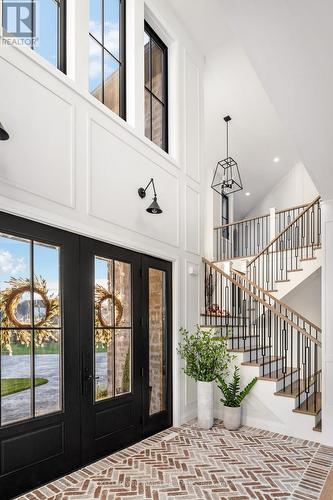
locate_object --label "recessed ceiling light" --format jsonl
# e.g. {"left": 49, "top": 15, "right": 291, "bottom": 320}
{"left": 245, "top": 192, "right": 251, "bottom": 196}
{"left": 273, "top": 157, "right": 280, "bottom": 163}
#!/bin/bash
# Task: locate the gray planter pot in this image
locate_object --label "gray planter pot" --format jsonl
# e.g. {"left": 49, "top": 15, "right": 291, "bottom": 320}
{"left": 197, "top": 381, "right": 214, "bottom": 429}
{"left": 223, "top": 405, "right": 241, "bottom": 430}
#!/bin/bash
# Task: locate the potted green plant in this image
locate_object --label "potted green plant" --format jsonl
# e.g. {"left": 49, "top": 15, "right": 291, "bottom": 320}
{"left": 217, "top": 366, "right": 257, "bottom": 430}
{"left": 178, "top": 327, "right": 233, "bottom": 429}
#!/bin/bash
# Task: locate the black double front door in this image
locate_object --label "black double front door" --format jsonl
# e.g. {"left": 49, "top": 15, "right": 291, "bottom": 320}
{"left": 0, "top": 214, "right": 172, "bottom": 499}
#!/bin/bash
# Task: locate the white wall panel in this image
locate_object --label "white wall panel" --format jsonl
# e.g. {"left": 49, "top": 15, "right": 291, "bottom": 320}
{"left": 185, "top": 53, "right": 200, "bottom": 183}
{"left": 0, "top": 58, "right": 74, "bottom": 208}
{"left": 184, "top": 260, "right": 200, "bottom": 407}
{"left": 185, "top": 185, "right": 200, "bottom": 255}
{"left": 88, "top": 119, "right": 180, "bottom": 247}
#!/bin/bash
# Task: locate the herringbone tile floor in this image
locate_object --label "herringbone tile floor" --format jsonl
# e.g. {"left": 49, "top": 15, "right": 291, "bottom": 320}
{"left": 18, "top": 421, "right": 333, "bottom": 500}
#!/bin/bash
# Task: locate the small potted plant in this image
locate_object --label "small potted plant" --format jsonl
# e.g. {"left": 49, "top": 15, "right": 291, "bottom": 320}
{"left": 217, "top": 366, "right": 257, "bottom": 430}
{"left": 178, "top": 327, "right": 233, "bottom": 429}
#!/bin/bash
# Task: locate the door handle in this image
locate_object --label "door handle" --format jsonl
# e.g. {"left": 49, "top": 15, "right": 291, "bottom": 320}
{"left": 86, "top": 374, "right": 100, "bottom": 381}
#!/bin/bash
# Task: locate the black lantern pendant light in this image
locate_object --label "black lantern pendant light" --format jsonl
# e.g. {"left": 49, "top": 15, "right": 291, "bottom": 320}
{"left": 138, "top": 178, "right": 163, "bottom": 214}
{"left": 0, "top": 122, "right": 9, "bottom": 141}
{"left": 211, "top": 115, "right": 243, "bottom": 196}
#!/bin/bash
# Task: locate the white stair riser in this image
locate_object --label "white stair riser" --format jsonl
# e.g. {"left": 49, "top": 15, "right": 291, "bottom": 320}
{"left": 241, "top": 347, "right": 272, "bottom": 362}
{"left": 275, "top": 371, "right": 300, "bottom": 391}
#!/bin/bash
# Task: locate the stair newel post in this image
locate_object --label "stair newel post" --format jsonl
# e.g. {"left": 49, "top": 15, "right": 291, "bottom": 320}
{"left": 282, "top": 321, "right": 287, "bottom": 392}
{"left": 274, "top": 311, "right": 278, "bottom": 362}
{"left": 310, "top": 205, "right": 315, "bottom": 258}
{"left": 214, "top": 269, "right": 217, "bottom": 328}
{"left": 297, "top": 329, "right": 301, "bottom": 410}
{"left": 220, "top": 268, "right": 223, "bottom": 335}
{"left": 317, "top": 201, "right": 321, "bottom": 248}
{"left": 204, "top": 262, "right": 207, "bottom": 320}
{"left": 290, "top": 324, "right": 294, "bottom": 394}
{"left": 314, "top": 343, "right": 318, "bottom": 414}
{"left": 267, "top": 309, "right": 272, "bottom": 377}
{"left": 301, "top": 212, "right": 305, "bottom": 260}
{"left": 306, "top": 208, "right": 310, "bottom": 259}
{"left": 230, "top": 281, "right": 234, "bottom": 350}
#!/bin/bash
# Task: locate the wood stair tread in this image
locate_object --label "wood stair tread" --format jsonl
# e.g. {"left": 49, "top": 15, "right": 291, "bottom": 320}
{"left": 257, "top": 367, "right": 299, "bottom": 382}
{"left": 275, "top": 279, "right": 290, "bottom": 283}
{"left": 293, "top": 393, "right": 321, "bottom": 416}
{"left": 313, "top": 420, "right": 322, "bottom": 432}
{"left": 241, "top": 356, "right": 282, "bottom": 368}
{"left": 274, "top": 379, "right": 315, "bottom": 398}
{"left": 229, "top": 345, "right": 272, "bottom": 353}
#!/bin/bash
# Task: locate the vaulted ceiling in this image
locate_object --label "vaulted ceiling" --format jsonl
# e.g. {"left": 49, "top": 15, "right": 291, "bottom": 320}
{"left": 167, "top": 0, "right": 327, "bottom": 217}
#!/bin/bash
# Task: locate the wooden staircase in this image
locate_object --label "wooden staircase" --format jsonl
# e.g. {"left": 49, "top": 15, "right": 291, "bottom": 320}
{"left": 202, "top": 196, "right": 322, "bottom": 434}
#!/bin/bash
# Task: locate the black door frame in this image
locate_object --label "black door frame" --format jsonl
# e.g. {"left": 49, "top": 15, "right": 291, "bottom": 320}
{"left": 79, "top": 237, "right": 143, "bottom": 463}
{"left": 0, "top": 212, "right": 81, "bottom": 499}
{"left": 0, "top": 213, "right": 173, "bottom": 498}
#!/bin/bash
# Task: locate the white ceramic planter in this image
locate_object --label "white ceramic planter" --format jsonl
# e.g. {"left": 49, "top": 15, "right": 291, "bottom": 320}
{"left": 197, "top": 381, "right": 214, "bottom": 429}
{"left": 223, "top": 405, "right": 242, "bottom": 430}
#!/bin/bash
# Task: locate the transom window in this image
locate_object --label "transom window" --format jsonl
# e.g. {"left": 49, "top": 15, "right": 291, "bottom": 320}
{"left": 89, "top": 0, "right": 126, "bottom": 119}
{"left": 144, "top": 22, "right": 168, "bottom": 152}
{"left": 1, "top": 0, "right": 66, "bottom": 72}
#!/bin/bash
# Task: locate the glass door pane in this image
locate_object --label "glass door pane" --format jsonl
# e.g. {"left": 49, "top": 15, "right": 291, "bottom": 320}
{"left": 0, "top": 233, "right": 62, "bottom": 426}
{"left": 148, "top": 268, "right": 167, "bottom": 415}
{"left": 94, "top": 257, "right": 132, "bottom": 402}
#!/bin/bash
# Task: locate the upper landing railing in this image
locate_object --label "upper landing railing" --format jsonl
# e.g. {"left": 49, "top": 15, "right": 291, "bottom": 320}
{"left": 214, "top": 202, "right": 310, "bottom": 262}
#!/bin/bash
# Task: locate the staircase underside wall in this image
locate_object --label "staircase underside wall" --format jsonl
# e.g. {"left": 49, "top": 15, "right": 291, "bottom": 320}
{"left": 214, "top": 354, "right": 324, "bottom": 443}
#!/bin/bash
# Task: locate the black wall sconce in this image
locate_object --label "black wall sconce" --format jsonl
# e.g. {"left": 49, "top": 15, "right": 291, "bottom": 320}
{"left": 0, "top": 122, "right": 9, "bottom": 141}
{"left": 138, "top": 178, "right": 163, "bottom": 214}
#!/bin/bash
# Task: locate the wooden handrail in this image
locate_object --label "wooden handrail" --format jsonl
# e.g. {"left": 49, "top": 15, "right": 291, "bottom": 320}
{"left": 247, "top": 195, "right": 321, "bottom": 267}
{"left": 202, "top": 257, "right": 321, "bottom": 347}
{"left": 214, "top": 212, "right": 269, "bottom": 231}
{"left": 214, "top": 201, "right": 312, "bottom": 231}
{"left": 276, "top": 202, "right": 308, "bottom": 215}
{"left": 231, "top": 268, "right": 321, "bottom": 333}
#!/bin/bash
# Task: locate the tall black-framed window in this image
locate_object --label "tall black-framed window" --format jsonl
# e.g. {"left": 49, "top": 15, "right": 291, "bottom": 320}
{"left": 89, "top": 0, "right": 126, "bottom": 119}
{"left": 222, "top": 193, "right": 229, "bottom": 239}
{"left": 1, "top": 0, "right": 66, "bottom": 72}
{"left": 144, "top": 21, "right": 168, "bottom": 153}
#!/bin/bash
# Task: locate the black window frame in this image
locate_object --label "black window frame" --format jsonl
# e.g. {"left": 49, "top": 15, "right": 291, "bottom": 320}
{"left": 1, "top": 0, "right": 67, "bottom": 73}
{"left": 88, "top": 0, "right": 126, "bottom": 120}
{"left": 144, "top": 21, "right": 168, "bottom": 153}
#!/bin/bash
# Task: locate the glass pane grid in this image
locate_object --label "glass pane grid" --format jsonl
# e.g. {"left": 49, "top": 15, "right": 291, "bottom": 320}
{"left": 0, "top": 235, "right": 62, "bottom": 427}
{"left": 144, "top": 24, "right": 168, "bottom": 151}
{"left": 89, "top": 0, "right": 123, "bottom": 116}
{"left": 94, "top": 257, "right": 132, "bottom": 403}
{"left": 1, "top": 0, "right": 66, "bottom": 71}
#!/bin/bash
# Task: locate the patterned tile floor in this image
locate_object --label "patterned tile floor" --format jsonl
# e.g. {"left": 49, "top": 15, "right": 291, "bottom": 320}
{"left": 18, "top": 421, "right": 333, "bottom": 500}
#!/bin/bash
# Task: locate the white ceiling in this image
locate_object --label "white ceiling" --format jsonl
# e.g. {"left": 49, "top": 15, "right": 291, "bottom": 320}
{"left": 167, "top": 0, "right": 306, "bottom": 218}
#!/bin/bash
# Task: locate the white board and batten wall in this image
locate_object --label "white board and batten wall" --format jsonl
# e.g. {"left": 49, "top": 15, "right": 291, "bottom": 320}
{"left": 0, "top": 0, "right": 205, "bottom": 425}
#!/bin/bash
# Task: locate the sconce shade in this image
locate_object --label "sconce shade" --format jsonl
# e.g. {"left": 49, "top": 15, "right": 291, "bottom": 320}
{"left": 0, "top": 122, "right": 9, "bottom": 141}
{"left": 138, "top": 178, "right": 163, "bottom": 214}
{"left": 147, "top": 197, "right": 163, "bottom": 214}
{"left": 211, "top": 157, "right": 243, "bottom": 196}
